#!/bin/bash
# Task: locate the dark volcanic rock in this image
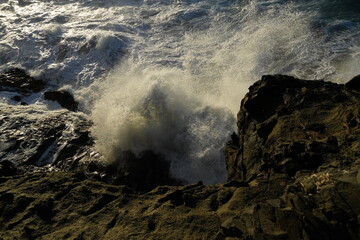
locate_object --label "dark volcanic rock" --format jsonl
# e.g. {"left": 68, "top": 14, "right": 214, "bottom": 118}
{"left": 11, "top": 96, "right": 22, "bottom": 102}
{"left": 104, "top": 150, "right": 181, "bottom": 192}
{"left": 225, "top": 75, "right": 360, "bottom": 183}
{"left": 0, "top": 103, "right": 177, "bottom": 192}
{"left": 0, "top": 74, "right": 359, "bottom": 239}
{"left": 346, "top": 75, "right": 360, "bottom": 91}
{"left": 0, "top": 104, "right": 92, "bottom": 171}
{"left": 44, "top": 90, "right": 79, "bottom": 111}
{"left": 0, "top": 68, "right": 44, "bottom": 93}
{"left": 81, "top": 150, "right": 180, "bottom": 192}
{"left": 224, "top": 74, "right": 360, "bottom": 239}
{"left": 0, "top": 160, "right": 18, "bottom": 176}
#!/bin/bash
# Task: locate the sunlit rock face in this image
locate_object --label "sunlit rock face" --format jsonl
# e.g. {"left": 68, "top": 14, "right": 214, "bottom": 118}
{"left": 225, "top": 75, "right": 360, "bottom": 183}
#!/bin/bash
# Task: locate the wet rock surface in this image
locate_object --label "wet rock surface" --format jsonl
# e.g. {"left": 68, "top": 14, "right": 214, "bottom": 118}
{"left": 0, "top": 103, "right": 177, "bottom": 192}
{"left": 44, "top": 90, "right": 79, "bottom": 112}
{"left": 224, "top": 75, "right": 360, "bottom": 239}
{"left": 0, "top": 74, "right": 359, "bottom": 239}
{"left": 0, "top": 68, "right": 44, "bottom": 94}
{"left": 0, "top": 104, "right": 92, "bottom": 172}
{"left": 225, "top": 75, "right": 360, "bottom": 182}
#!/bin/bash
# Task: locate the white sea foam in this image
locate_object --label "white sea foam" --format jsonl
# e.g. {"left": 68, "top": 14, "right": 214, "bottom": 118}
{"left": 91, "top": 64, "right": 235, "bottom": 184}
{"left": 90, "top": 1, "right": 331, "bottom": 184}
{"left": 1, "top": 0, "right": 360, "bottom": 183}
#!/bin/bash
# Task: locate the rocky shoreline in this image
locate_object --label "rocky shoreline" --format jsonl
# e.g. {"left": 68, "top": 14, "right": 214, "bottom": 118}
{"left": 0, "top": 71, "right": 359, "bottom": 239}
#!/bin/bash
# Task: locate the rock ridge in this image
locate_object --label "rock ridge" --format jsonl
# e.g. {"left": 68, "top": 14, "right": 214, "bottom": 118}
{"left": 226, "top": 75, "right": 360, "bottom": 183}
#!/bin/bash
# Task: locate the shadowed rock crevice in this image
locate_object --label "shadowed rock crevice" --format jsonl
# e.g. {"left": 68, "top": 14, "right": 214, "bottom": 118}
{"left": 346, "top": 75, "right": 360, "bottom": 91}
{"left": 83, "top": 150, "right": 182, "bottom": 192}
{"left": 107, "top": 150, "right": 181, "bottom": 191}
{"left": 25, "top": 124, "right": 66, "bottom": 166}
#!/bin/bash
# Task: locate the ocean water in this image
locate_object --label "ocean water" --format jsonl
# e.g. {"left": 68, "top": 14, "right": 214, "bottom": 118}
{"left": 1, "top": 0, "right": 360, "bottom": 184}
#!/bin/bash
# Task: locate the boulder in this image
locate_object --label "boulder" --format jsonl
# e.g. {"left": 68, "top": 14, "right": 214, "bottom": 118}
{"left": 44, "top": 90, "right": 79, "bottom": 111}
{"left": 225, "top": 75, "right": 360, "bottom": 183}
{"left": 104, "top": 150, "right": 181, "bottom": 192}
{"left": 345, "top": 75, "right": 360, "bottom": 91}
{"left": 0, "top": 68, "right": 44, "bottom": 93}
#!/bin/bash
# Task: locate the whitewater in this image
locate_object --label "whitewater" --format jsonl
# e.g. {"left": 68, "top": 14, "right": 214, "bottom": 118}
{"left": 1, "top": 0, "right": 360, "bottom": 184}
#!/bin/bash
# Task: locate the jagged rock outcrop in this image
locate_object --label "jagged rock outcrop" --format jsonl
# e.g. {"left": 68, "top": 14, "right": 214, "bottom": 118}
{"left": 44, "top": 90, "right": 79, "bottom": 112}
{"left": 224, "top": 74, "right": 360, "bottom": 239}
{"left": 0, "top": 68, "right": 44, "bottom": 94}
{"left": 0, "top": 68, "right": 176, "bottom": 192}
{"left": 0, "top": 172, "right": 298, "bottom": 240}
{"left": 0, "top": 104, "right": 92, "bottom": 171}
{"left": 226, "top": 75, "right": 360, "bottom": 183}
{"left": 0, "top": 103, "right": 177, "bottom": 192}
{"left": 0, "top": 74, "right": 359, "bottom": 239}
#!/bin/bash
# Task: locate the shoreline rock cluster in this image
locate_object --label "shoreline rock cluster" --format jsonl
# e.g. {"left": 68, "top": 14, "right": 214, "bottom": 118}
{"left": 0, "top": 71, "right": 359, "bottom": 239}
{"left": 0, "top": 68, "right": 78, "bottom": 111}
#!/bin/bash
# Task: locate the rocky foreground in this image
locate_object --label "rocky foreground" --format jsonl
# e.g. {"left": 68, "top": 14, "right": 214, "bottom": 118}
{"left": 0, "top": 72, "right": 360, "bottom": 239}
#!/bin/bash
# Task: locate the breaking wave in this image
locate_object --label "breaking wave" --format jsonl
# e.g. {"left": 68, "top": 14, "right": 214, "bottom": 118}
{"left": 1, "top": 0, "right": 360, "bottom": 183}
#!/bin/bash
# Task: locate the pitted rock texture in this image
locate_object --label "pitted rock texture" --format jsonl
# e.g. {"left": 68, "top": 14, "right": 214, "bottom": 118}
{"left": 0, "top": 168, "right": 358, "bottom": 239}
{"left": 0, "top": 68, "right": 44, "bottom": 94}
{"left": 0, "top": 75, "right": 359, "bottom": 239}
{"left": 225, "top": 75, "right": 360, "bottom": 183}
{"left": 0, "top": 104, "right": 92, "bottom": 171}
